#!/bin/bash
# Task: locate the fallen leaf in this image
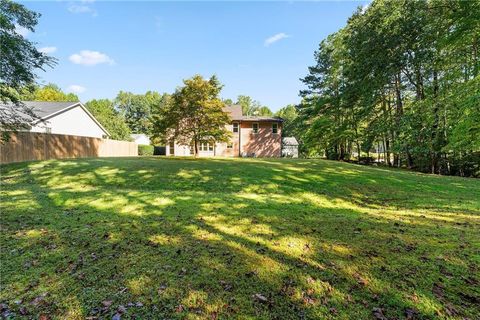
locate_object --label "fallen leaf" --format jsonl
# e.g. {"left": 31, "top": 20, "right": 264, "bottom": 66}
{"left": 372, "top": 307, "right": 387, "bottom": 320}
{"left": 432, "top": 283, "right": 444, "bottom": 299}
{"left": 102, "top": 300, "right": 113, "bottom": 308}
{"left": 117, "top": 305, "right": 126, "bottom": 314}
{"left": 253, "top": 293, "right": 268, "bottom": 303}
{"left": 175, "top": 304, "right": 185, "bottom": 312}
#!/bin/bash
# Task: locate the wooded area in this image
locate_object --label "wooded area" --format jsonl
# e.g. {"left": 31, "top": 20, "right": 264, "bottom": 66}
{"left": 298, "top": 0, "right": 479, "bottom": 177}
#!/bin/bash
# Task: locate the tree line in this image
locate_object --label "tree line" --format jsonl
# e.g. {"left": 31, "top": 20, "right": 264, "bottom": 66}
{"left": 296, "top": 0, "right": 479, "bottom": 177}
{"left": 14, "top": 82, "right": 299, "bottom": 141}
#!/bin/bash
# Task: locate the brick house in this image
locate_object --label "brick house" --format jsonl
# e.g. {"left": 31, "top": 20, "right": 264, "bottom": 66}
{"left": 166, "top": 105, "right": 283, "bottom": 157}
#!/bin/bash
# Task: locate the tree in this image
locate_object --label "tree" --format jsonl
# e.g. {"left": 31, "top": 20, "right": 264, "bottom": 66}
{"left": 151, "top": 75, "right": 231, "bottom": 156}
{"left": 85, "top": 99, "right": 131, "bottom": 141}
{"left": 115, "top": 91, "right": 163, "bottom": 134}
{"left": 299, "top": 0, "right": 479, "bottom": 176}
{"left": 21, "top": 83, "right": 79, "bottom": 101}
{"left": 0, "top": 0, "right": 56, "bottom": 139}
{"left": 235, "top": 95, "right": 273, "bottom": 116}
{"left": 275, "top": 104, "right": 298, "bottom": 137}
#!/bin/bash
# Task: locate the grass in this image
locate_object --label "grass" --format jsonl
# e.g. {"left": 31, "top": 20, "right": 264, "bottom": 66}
{"left": 1, "top": 157, "right": 479, "bottom": 319}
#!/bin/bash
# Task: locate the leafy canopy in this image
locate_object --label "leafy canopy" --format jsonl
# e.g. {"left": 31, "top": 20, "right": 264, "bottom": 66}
{"left": 151, "top": 75, "right": 231, "bottom": 156}
{"left": 85, "top": 99, "right": 132, "bottom": 141}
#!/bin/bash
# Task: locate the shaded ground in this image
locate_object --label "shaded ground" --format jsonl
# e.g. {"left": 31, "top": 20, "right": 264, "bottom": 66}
{"left": 1, "top": 157, "right": 479, "bottom": 319}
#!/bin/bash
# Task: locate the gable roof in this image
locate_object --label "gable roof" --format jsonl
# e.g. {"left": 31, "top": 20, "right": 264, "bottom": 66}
{"left": 22, "top": 101, "right": 77, "bottom": 119}
{"left": 223, "top": 105, "right": 243, "bottom": 119}
{"left": 1, "top": 101, "right": 110, "bottom": 137}
{"left": 282, "top": 137, "right": 299, "bottom": 146}
{"left": 223, "top": 104, "right": 283, "bottom": 122}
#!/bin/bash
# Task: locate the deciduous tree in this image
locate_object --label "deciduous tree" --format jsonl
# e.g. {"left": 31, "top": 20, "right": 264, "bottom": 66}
{"left": 151, "top": 75, "right": 231, "bottom": 156}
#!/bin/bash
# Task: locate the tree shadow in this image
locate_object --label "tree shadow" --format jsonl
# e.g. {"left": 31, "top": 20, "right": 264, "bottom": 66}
{"left": 1, "top": 157, "right": 479, "bottom": 319}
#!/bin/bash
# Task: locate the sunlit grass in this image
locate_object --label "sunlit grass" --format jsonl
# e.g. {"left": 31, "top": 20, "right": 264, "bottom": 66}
{"left": 1, "top": 157, "right": 479, "bottom": 319}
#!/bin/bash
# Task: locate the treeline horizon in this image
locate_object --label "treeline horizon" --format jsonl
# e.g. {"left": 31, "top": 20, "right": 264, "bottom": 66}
{"left": 18, "top": 82, "right": 299, "bottom": 142}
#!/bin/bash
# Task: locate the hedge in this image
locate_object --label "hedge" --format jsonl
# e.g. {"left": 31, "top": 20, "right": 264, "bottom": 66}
{"left": 138, "top": 145, "right": 154, "bottom": 156}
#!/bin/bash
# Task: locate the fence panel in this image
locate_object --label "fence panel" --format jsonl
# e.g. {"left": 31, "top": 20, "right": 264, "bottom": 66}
{"left": 0, "top": 132, "right": 137, "bottom": 164}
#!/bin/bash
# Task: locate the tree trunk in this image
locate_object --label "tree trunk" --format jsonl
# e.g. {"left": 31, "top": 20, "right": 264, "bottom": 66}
{"left": 431, "top": 70, "right": 440, "bottom": 174}
{"left": 194, "top": 139, "right": 199, "bottom": 157}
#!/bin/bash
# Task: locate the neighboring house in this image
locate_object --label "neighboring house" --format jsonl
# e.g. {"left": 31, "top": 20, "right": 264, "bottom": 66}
{"left": 282, "top": 137, "right": 299, "bottom": 158}
{"left": 2, "top": 101, "right": 110, "bottom": 139}
{"left": 131, "top": 134, "right": 150, "bottom": 145}
{"left": 166, "top": 105, "right": 283, "bottom": 157}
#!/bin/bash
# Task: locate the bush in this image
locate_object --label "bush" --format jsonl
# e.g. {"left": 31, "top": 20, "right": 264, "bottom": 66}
{"left": 138, "top": 145, "right": 154, "bottom": 156}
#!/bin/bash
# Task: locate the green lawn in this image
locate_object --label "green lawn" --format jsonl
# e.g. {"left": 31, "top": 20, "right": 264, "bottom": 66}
{"left": 1, "top": 157, "right": 479, "bottom": 319}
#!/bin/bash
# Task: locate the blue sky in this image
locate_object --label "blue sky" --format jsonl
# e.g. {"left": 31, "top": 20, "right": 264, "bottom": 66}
{"left": 23, "top": 1, "right": 366, "bottom": 111}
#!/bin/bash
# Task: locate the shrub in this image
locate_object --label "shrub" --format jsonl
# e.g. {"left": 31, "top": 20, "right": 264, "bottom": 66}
{"left": 138, "top": 145, "right": 154, "bottom": 156}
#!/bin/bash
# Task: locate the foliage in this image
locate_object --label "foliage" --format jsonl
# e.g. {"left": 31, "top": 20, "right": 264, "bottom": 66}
{"left": 299, "top": 0, "right": 480, "bottom": 176}
{"left": 20, "top": 83, "right": 79, "bottom": 102}
{"left": 138, "top": 144, "right": 154, "bottom": 156}
{"left": 1, "top": 157, "right": 479, "bottom": 319}
{"left": 84, "top": 99, "right": 131, "bottom": 141}
{"left": 115, "top": 91, "right": 167, "bottom": 134}
{"left": 235, "top": 95, "right": 273, "bottom": 116}
{"left": 275, "top": 104, "right": 299, "bottom": 137}
{"left": 0, "top": 0, "right": 56, "bottom": 140}
{"left": 151, "top": 75, "right": 231, "bottom": 156}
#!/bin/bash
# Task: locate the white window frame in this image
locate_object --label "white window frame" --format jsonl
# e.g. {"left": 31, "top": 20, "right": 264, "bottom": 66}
{"left": 272, "top": 123, "right": 278, "bottom": 134}
{"left": 252, "top": 123, "right": 259, "bottom": 134}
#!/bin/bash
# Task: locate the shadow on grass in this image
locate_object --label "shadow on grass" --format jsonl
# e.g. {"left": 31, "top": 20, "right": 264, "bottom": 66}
{"left": 1, "top": 157, "right": 479, "bottom": 319}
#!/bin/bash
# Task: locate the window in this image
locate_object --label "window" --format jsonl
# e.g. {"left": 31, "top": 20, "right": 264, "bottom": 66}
{"left": 189, "top": 143, "right": 194, "bottom": 154}
{"left": 232, "top": 123, "right": 239, "bottom": 133}
{"left": 227, "top": 142, "right": 233, "bottom": 149}
{"left": 169, "top": 141, "right": 175, "bottom": 155}
{"left": 252, "top": 123, "right": 259, "bottom": 134}
{"left": 272, "top": 123, "right": 278, "bottom": 134}
{"left": 200, "top": 142, "right": 214, "bottom": 151}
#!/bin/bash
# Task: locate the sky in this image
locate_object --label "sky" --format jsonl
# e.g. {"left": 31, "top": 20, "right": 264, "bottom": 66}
{"left": 22, "top": 1, "right": 367, "bottom": 112}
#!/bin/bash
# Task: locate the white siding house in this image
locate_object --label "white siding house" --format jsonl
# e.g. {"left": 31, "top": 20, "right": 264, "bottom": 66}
{"left": 21, "top": 101, "right": 109, "bottom": 138}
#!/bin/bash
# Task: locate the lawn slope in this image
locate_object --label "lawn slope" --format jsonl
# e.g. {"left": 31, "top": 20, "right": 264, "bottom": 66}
{"left": 1, "top": 158, "right": 479, "bottom": 319}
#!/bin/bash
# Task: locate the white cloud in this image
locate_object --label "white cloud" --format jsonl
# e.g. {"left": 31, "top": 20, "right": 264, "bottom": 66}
{"left": 67, "top": 85, "right": 86, "bottom": 94}
{"left": 15, "top": 25, "right": 30, "bottom": 37}
{"left": 67, "top": 0, "right": 97, "bottom": 16}
{"left": 39, "top": 46, "right": 57, "bottom": 54}
{"left": 264, "top": 33, "right": 290, "bottom": 47}
{"left": 69, "top": 50, "right": 115, "bottom": 66}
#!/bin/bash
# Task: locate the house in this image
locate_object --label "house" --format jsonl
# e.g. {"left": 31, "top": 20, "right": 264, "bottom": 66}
{"left": 166, "top": 105, "right": 284, "bottom": 157}
{"left": 2, "top": 101, "right": 110, "bottom": 139}
{"left": 282, "top": 137, "right": 299, "bottom": 158}
{"left": 130, "top": 134, "right": 150, "bottom": 145}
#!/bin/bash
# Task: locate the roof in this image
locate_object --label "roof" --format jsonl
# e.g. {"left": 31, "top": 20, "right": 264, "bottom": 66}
{"left": 240, "top": 116, "right": 283, "bottom": 122}
{"left": 223, "top": 105, "right": 243, "bottom": 119}
{"left": 223, "top": 104, "right": 283, "bottom": 122}
{"left": 0, "top": 101, "right": 110, "bottom": 137}
{"left": 21, "top": 101, "right": 77, "bottom": 119}
{"left": 282, "top": 137, "right": 299, "bottom": 146}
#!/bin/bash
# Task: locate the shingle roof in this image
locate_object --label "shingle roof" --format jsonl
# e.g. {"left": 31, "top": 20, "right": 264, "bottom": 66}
{"left": 239, "top": 116, "right": 283, "bottom": 122}
{"left": 21, "top": 101, "right": 79, "bottom": 119}
{"left": 223, "top": 105, "right": 243, "bottom": 119}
